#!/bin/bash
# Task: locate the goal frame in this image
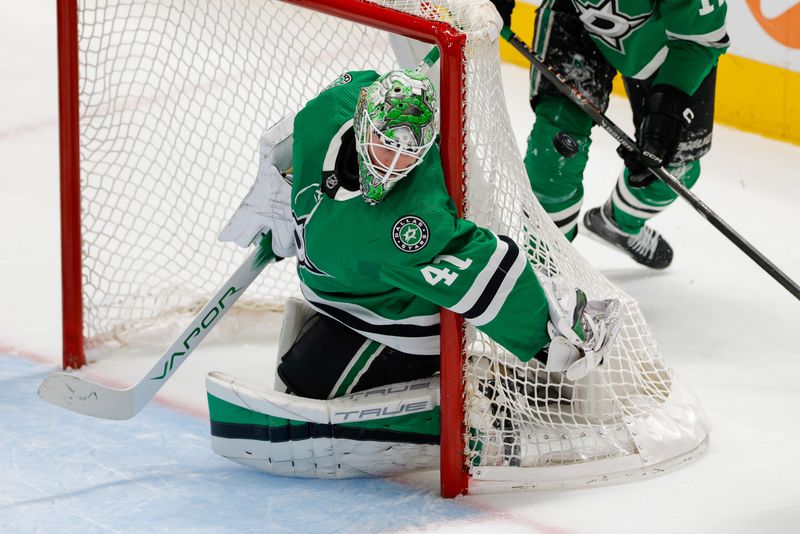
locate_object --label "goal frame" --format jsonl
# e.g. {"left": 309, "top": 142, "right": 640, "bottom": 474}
{"left": 57, "top": 0, "right": 471, "bottom": 497}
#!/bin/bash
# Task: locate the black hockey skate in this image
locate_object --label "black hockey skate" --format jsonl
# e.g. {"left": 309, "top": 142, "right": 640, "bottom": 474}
{"left": 583, "top": 203, "right": 673, "bottom": 269}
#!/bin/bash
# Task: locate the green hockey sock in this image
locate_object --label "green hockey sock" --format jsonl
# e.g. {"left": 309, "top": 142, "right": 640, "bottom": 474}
{"left": 610, "top": 161, "right": 701, "bottom": 234}
{"left": 524, "top": 96, "right": 594, "bottom": 240}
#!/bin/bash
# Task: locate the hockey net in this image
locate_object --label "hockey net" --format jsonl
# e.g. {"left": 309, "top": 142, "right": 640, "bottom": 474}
{"left": 59, "top": 0, "right": 710, "bottom": 495}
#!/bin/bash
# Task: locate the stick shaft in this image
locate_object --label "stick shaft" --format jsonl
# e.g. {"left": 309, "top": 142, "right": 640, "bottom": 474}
{"left": 39, "top": 235, "right": 276, "bottom": 419}
{"left": 503, "top": 29, "right": 799, "bottom": 300}
{"left": 134, "top": 239, "right": 275, "bottom": 403}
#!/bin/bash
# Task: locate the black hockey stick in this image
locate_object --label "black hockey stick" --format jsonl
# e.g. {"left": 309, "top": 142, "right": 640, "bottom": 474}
{"left": 501, "top": 27, "right": 800, "bottom": 301}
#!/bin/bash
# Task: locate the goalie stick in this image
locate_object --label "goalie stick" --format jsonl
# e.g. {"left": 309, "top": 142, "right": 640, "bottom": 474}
{"left": 501, "top": 27, "right": 800, "bottom": 301}
{"left": 38, "top": 233, "right": 277, "bottom": 420}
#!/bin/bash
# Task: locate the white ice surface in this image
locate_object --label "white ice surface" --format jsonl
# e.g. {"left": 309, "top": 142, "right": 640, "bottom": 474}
{"left": 1, "top": 2, "right": 800, "bottom": 533}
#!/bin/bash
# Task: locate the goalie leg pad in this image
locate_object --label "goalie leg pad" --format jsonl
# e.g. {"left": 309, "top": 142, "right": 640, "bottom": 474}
{"left": 206, "top": 372, "right": 440, "bottom": 478}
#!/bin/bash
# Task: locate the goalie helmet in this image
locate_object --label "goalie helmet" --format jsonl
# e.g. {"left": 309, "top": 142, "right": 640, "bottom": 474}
{"left": 354, "top": 69, "right": 438, "bottom": 204}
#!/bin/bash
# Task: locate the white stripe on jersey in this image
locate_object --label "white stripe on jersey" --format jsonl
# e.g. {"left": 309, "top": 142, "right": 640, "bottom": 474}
{"left": 468, "top": 244, "right": 529, "bottom": 327}
{"left": 300, "top": 282, "right": 439, "bottom": 326}
{"left": 666, "top": 26, "right": 729, "bottom": 48}
{"left": 300, "top": 282, "right": 440, "bottom": 356}
{"left": 633, "top": 46, "right": 668, "bottom": 80}
{"left": 448, "top": 235, "right": 509, "bottom": 315}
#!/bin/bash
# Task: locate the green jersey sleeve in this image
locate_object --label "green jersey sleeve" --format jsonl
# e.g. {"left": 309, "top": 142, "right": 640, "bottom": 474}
{"left": 654, "top": 0, "right": 729, "bottom": 94}
{"left": 378, "top": 218, "right": 551, "bottom": 362}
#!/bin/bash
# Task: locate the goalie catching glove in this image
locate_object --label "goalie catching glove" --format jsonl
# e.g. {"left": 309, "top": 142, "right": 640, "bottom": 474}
{"left": 538, "top": 276, "right": 623, "bottom": 381}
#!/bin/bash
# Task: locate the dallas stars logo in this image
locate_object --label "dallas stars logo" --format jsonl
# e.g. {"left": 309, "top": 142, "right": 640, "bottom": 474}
{"left": 572, "top": 0, "right": 653, "bottom": 54}
{"left": 392, "top": 216, "right": 429, "bottom": 253}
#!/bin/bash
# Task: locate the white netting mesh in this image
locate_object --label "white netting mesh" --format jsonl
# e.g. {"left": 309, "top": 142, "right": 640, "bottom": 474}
{"left": 457, "top": 27, "right": 685, "bottom": 472}
{"left": 76, "top": 0, "right": 401, "bottom": 347}
{"left": 71, "top": 0, "right": 708, "bottom": 484}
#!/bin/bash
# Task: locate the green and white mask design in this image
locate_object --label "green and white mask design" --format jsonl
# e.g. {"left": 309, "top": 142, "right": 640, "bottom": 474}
{"left": 354, "top": 69, "right": 438, "bottom": 204}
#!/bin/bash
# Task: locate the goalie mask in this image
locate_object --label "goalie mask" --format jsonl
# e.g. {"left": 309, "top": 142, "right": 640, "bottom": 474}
{"left": 354, "top": 69, "right": 438, "bottom": 204}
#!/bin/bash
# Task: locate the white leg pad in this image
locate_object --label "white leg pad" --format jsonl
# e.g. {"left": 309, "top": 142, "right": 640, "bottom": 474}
{"left": 207, "top": 372, "right": 440, "bottom": 478}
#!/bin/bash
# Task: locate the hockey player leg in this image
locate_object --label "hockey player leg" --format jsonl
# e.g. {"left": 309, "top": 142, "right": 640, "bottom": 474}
{"left": 525, "top": 96, "right": 593, "bottom": 240}
{"left": 582, "top": 163, "right": 698, "bottom": 269}
{"left": 526, "top": 0, "right": 615, "bottom": 240}
{"left": 275, "top": 310, "right": 439, "bottom": 400}
{"left": 583, "top": 70, "right": 716, "bottom": 269}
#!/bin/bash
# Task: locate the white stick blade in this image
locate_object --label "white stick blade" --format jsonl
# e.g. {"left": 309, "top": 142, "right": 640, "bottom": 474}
{"left": 38, "top": 372, "right": 137, "bottom": 420}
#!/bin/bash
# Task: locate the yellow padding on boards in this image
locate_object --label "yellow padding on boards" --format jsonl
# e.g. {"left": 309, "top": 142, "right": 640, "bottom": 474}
{"left": 499, "top": 2, "right": 800, "bottom": 146}
{"left": 714, "top": 54, "right": 800, "bottom": 145}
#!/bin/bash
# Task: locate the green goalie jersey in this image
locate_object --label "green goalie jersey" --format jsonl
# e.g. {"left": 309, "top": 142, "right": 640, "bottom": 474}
{"left": 289, "top": 70, "right": 550, "bottom": 361}
{"left": 566, "top": 0, "right": 729, "bottom": 94}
